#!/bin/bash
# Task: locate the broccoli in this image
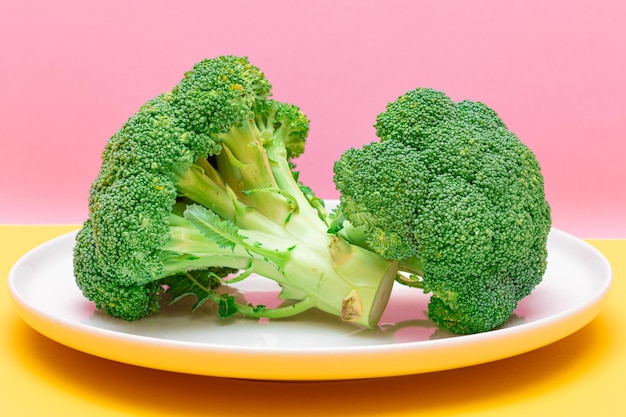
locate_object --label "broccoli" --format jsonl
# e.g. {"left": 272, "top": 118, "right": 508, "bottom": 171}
{"left": 74, "top": 58, "right": 551, "bottom": 336}
{"left": 332, "top": 88, "right": 552, "bottom": 334}
{"left": 73, "top": 56, "right": 398, "bottom": 328}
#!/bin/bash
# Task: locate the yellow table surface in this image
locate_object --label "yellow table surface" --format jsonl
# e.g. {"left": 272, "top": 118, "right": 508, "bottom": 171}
{"left": 2, "top": 225, "right": 624, "bottom": 417}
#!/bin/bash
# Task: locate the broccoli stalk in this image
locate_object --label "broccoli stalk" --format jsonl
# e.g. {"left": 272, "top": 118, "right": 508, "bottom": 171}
{"left": 73, "top": 56, "right": 397, "bottom": 328}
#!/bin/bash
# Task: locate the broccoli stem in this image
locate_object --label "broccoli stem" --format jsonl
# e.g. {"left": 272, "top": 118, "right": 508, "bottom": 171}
{"left": 236, "top": 298, "right": 316, "bottom": 319}
{"left": 398, "top": 256, "right": 425, "bottom": 277}
{"left": 216, "top": 123, "right": 295, "bottom": 225}
{"left": 172, "top": 161, "right": 236, "bottom": 221}
{"left": 161, "top": 206, "right": 399, "bottom": 328}
{"left": 266, "top": 146, "right": 329, "bottom": 232}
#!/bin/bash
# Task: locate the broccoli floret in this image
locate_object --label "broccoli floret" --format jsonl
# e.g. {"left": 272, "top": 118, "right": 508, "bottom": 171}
{"left": 333, "top": 87, "right": 551, "bottom": 334}
{"left": 74, "top": 219, "right": 165, "bottom": 320}
{"left": 74, "top": 56, "right": 398, "bottom": 328}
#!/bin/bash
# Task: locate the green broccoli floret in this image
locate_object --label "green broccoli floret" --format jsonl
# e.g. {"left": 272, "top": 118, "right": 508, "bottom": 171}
{"left": 74, "top": 56, "right": 398, "bottom": 327}
{"left": 332, "top": 87, "right": 552, "bottom": 334}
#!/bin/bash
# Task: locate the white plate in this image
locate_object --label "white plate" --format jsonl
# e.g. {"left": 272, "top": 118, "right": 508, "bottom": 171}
{"left": 8, "top": 228, "right": 612, "bottom": 380}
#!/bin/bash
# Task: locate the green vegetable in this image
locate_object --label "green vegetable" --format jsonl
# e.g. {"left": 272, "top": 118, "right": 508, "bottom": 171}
{"left": 73, "top": 56, "right": 398, "bottom": 328}
{"left": 332, "top": 87, "right": 552, "bottom": 334}
{"left": 74, "top": 57, "right": 551, "bottom": 336}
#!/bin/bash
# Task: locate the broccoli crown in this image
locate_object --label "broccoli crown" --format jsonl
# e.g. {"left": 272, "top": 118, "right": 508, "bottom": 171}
{"left": 172, "top": 56, "right": 272, "bottom": 137}
{"left": 73, "top": 219, "right": 164, "bottom": 320}
{"left": 78, "top": 56, "right": 282, "bottom": 314}
{"left": 333, "top": 140, "right": 425, "bottom": 261}
{"left": 334, "top": 87, "right": 552, "bottom": 334}
{"left": 87, "top": 58, "right": 255, "bottom": 284}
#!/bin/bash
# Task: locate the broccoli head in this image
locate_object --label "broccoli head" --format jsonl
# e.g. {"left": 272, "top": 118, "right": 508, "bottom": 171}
{"left": 74, "top": 56, "right": 398, "bottom": 328}
{"left": 333, "top": 87, "right": 551, "bottom": 334}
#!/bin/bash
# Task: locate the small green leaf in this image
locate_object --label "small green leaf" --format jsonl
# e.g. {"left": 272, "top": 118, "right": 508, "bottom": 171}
{"left": 163, "top": 270, "right": 222, "bottom": 307}
{"left": 183, "top": 204, "right": 246, "bottom": 251}
{"left": 217, "top": 295, "right": 239, "bottom": 318}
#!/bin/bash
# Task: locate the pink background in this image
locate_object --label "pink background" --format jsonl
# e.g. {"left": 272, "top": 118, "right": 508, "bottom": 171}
{"left": 1, "top": 0, "right": 625, "bottom": 238}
